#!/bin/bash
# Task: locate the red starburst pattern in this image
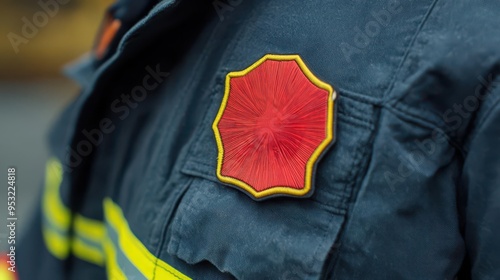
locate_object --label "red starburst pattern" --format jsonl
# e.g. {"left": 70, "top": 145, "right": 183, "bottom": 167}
{"left": 214, "top": 55, "right": 334, "bottom": 198}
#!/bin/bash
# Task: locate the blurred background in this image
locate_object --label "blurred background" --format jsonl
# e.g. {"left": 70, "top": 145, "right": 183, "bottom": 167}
{"left": 0, "top": 0, "right": 113, "bottom": 250}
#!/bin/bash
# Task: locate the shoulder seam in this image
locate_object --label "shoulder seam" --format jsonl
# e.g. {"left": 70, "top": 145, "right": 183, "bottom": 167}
{"left": 382, "top": 0, "right": 440, "bottom": 103}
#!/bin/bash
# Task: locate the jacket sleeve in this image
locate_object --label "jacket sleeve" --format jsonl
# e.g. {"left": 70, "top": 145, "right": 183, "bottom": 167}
{"left": 460, "top": 96, "right": 500, "bottom": 279}
{"left": 17, "top": 102, "right": 107, "bottom": 280}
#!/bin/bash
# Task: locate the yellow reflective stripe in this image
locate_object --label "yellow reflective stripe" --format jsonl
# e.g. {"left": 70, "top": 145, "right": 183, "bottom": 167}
{"left": 44, "top": 158, "right": 70, "bottom": 229}
{"left": 103, "top": 237, "right": 126, "bottom": 280}
{"left": 42, "top": 158, "right": 106, "bottom": 266}
{"left": 42, "top": 220, "right": 105, "bottom": 266}
{"left": 103, "top": 198, "right": 191, "bottom": 280}
{"left": 42, "top": 158, "right": 70, "bottom": 260}
{"left": 72, "top": 235, "right": 106, "bottom": 266}
{"left": 74, "top": 214, "right": 106, "bottom": 244}
{"left": 42, "top": 222, "right": 69, "bottom": 260}
{"left": 42, "top": 158, "right": 189, "bottom": 278}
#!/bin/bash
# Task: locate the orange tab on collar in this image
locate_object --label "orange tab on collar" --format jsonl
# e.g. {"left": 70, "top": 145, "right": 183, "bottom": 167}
{"left": 212, "top": 54, "right": 337, "bottom": 200}
{"left": 94, "top": 14, "right": 122, "bottom": 59}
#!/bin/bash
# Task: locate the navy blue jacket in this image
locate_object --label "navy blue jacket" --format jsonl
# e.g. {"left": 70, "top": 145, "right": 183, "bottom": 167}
{"left": 18, "top": 0, "right": 500, "bottom": 279}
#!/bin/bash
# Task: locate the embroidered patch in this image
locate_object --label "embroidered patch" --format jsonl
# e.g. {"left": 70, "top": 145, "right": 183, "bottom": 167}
{"left": 212, "top": 54, "right": 337, "bottom": 200}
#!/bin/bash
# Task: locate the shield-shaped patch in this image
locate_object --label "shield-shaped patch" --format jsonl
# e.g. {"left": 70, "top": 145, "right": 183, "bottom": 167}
{"left": 212, "top": 54, "right": 337, "bottom": 200}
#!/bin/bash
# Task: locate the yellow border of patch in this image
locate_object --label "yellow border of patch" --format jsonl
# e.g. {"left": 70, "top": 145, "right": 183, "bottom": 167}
{"left": 212, "top": 54, "right": 337, "bottom": 200}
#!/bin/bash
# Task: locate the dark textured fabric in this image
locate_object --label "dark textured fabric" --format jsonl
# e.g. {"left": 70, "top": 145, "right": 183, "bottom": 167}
{"left": 18, "top": 0, "right": 500, "bottom": 279}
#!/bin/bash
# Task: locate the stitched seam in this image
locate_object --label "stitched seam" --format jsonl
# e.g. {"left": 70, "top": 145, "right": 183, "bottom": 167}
{"left": 337, "top": 113, "right": 374, "bottom": 129}
{"left": 388, "top": 101, "right": 444, "bottom": 128}
{"left": 171, "top": 180, "right": 197, "bottom": 259}
{"left": 384, "top": 102, "right": 446, "bottom": 129}
{"left": 465, "top": 95, "right": 500, "bottom": 146}
{"left": 382, "top": 0, "right": 440, "bottom": 103}
{"left": 156, "top": 264, "right": 184, "bottom": 280}
{"left": 185, "top": 159, "right": 352, "bottom": 200}
{"left": 152, "top": 178, "right": 194, "bottom": 279}
{"left": 389, "top": 101, "right": 469, "bottom": 154}
{"left": 318, "top": 123, "right": 375, "bottom": 278}
{"left": 473, "top": 85, "right": 500, "bottom": 129}
{"left": 182, "top": 160, "right": 349, "bottom": 215}
{"left": 384, "top": 104, "right": 454, "bottom": 136}
{"left": 185, "top": 160, "right": 215, "bottom": 169}
{"left": 309, "top": 208, "right": 339, "bottom": 277}
{"left": 342, "top": 135, "right": 366, "bottom": 207}
{"left": 332, "top": 92, "right": 377, "bottom": 125}
{"left": 187, "top": 82, "right": 224, "bottom": 159}
{"left": 183, "top": 149, "right": 362, "bottom": 214}
{"left": 314, "top": 202, "right": 346, "bottom": 216}
{"left": 328, "top": 111, "right": 379, "bottom": 279}
{"left": 337, "top": 87, "right": 382, "bottom": 105}
{"left": 384, "top": 104, "right": 465, "bottom": 150}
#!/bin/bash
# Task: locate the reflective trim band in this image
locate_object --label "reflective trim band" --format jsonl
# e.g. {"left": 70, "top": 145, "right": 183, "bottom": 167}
{"left": 103, "top": 198, "right": 191, "bottom": 280}
{"left": 42, "top": 158, "right": 189, "bottom": 278}
{"left": 42, "top": 214, "right": 106, "bottom": 265}
{"left": 42, "top": 221, "right": 69, "bottom": 260}
{"left": 43, "top": 158, "right": 70, "bottom": 229}
{"left": 72, "top": 230, "right": 106, "bottom": 265}
{"left": 74, "top": 214, "right": 107, "bottom": 244}
{"left": 103, "top": 236, "right": 126, "bottom": 279}
{"left": 105, "top": 222, "right": 143, "bottom": 279}
{"left": 42, "top": 158, "right": 106, "bottom": 266}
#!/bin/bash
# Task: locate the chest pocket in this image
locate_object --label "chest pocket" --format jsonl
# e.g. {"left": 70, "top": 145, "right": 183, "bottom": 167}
{"left": 166, "top": 71, "right": 378, "bottom": 279}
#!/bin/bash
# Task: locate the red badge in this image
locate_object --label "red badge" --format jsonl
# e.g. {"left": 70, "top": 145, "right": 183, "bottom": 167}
{"left": 213, "top": 54, "right": 336, "bottom": 200}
